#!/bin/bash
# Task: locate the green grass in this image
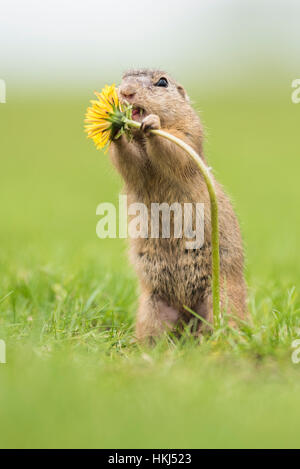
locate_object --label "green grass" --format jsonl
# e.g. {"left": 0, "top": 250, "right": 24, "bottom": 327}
{"left": 0, "top": 85, "right": 300, "bottom": 448}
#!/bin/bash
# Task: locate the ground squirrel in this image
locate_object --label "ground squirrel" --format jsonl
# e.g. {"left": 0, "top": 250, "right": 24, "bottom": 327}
{"left": 110, "top": 69, "right": 247, "bottom": 341}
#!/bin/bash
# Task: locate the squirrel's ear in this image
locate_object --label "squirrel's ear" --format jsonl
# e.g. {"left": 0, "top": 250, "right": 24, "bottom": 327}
{"left": 177, "top": 84, "right": 189, "bottom": 102}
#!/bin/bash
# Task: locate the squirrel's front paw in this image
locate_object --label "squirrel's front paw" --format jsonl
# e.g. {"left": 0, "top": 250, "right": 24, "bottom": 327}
{"left": 140, "top": 114, "right": 161, "bottom": 134}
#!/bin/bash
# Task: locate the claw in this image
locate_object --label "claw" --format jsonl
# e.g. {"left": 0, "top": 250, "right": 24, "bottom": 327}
{"left": 140, "top": 114, "right": 161, "bottom": 134}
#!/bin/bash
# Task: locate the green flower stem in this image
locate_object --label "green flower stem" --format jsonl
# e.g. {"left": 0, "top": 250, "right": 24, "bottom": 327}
{"left": 124, "top": 118, "right": 221, "bottom": 324}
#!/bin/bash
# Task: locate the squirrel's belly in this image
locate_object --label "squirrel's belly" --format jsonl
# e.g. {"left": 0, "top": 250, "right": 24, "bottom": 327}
{"left": 132, "top": 240, "right": 212, "bottom": 308}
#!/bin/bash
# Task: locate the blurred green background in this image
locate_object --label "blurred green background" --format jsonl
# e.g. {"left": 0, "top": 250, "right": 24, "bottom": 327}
{"left": 1, "top": 86, "right": 299, "bottom": 280}
{"left": 1, "top": 83, "right": 300, "bottom": 449}
{"left": 1, "top": 0, "right": 300, "bottom": 449}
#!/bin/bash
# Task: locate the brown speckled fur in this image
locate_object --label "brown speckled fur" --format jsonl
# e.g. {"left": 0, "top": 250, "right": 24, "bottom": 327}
{"left": 109, "top": 69, "right": 247, "bottom": 341}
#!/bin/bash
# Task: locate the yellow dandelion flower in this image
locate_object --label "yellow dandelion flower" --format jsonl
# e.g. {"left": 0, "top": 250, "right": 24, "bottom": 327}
{"left": 84, "top": 84, "right": 129, "bottom": 151}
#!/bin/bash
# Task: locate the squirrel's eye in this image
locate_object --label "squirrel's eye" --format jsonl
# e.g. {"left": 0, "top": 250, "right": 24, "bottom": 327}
{"left": 155, "top": 77, "right": 168, "bottom": 88}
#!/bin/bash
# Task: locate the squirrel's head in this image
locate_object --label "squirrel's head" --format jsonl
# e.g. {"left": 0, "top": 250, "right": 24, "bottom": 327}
{"left": 118, "top": 69, "right": 191, "bottom": 127}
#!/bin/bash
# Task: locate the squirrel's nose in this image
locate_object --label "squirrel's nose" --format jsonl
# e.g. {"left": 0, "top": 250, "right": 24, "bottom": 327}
{"left": 119, "top": 84, "right": 136, "bottom": 101}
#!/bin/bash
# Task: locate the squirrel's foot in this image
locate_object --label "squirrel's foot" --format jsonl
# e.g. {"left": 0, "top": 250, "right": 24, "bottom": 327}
{"left": 140, "top": 114, "right": 161, "bottom": 134}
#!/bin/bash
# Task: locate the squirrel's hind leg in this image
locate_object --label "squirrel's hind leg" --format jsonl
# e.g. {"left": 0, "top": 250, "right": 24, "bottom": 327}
{"left": 195, "top": 274, "right": 247, "bottom": 333}
{"left": 136, "top": 293, "right": 180, "bottom": 343}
